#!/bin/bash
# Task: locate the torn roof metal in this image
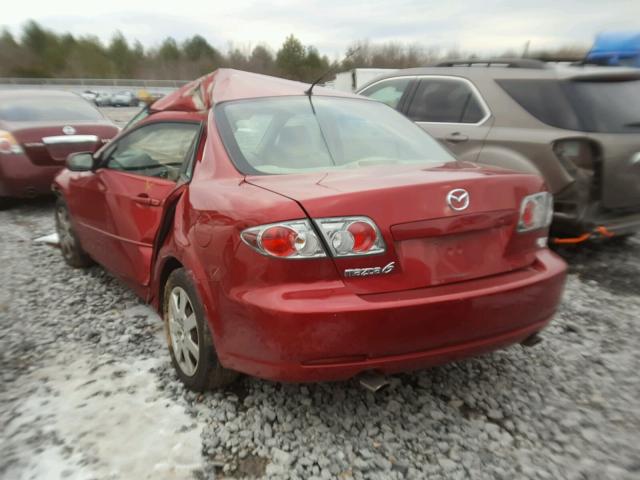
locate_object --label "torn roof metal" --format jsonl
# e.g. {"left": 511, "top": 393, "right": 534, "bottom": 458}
{"left": 150, "top": 68, "right": 359, "bottom": 113}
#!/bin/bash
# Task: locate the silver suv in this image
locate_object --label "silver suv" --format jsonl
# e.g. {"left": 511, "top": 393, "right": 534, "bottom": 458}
{"left": 358, "top": 59, "right": 640, "bottom": 241}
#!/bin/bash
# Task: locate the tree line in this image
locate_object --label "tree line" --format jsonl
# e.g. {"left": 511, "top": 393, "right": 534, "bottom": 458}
{"left": 0, "top": 21, "right": 587, "bottom": 83}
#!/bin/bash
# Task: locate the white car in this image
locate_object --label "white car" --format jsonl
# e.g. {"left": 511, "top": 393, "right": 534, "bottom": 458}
{"left": 95, "top": 92, "right": 113, "bottom": 107}
{"left": 111, "top": 91, "right": 139, "bottom": 107}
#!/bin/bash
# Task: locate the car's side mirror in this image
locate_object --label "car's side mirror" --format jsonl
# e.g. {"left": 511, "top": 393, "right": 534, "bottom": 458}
{"left": 67, "top": 152, "right": 95, "bottom": 172}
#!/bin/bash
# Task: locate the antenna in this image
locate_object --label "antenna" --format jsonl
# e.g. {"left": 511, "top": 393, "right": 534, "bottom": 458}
{"left": 305, "top": 46, "right": 362, "bottom": 96}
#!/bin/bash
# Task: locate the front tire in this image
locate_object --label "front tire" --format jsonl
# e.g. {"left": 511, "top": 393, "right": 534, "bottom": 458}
{"left": 55, "top": 197, "right": 92, "bottom": 268}
{"left": 163, "top": 268, "right": 238, "bottom": 391}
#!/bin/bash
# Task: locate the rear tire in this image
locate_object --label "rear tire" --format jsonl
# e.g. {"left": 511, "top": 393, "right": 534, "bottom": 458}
{"left": 55, "top": 197, "right": 92, "bottom": 268}
{"left": 163, "top": 268, "right": 238, "bottom": 391}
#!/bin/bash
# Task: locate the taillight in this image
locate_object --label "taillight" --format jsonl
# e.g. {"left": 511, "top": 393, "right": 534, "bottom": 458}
{"left": 517, "top": 192, "right": 553, "bottom": 233}
{"left": 240, "top": 216, "right": 386, "bottom": 259}
{"left": 0, "top": 130, "right": 24, "bottom": 155}
{"left": 315, "top": 217, "right": 385, "bottom": 257}
{"left": 553, "top": 139, "right": 596, "bottom": 173}
{"left": 241, "top": 220, "right": 325, "bottom": 259}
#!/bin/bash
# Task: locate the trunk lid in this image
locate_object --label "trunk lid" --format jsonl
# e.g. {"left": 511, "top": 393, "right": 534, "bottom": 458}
{"left": 10, "top": 122, "right": 118, "bottom": 166}
{"left": 247, "top": 162, "right": 545, "bottom": 294}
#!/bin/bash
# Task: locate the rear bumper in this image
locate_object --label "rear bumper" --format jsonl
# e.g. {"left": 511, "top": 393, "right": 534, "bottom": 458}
{"left": 0, "top": 154, "right": 62, "bottom": 198}
{"left": 216, "top": 249, "right": 567, "bottom": 382}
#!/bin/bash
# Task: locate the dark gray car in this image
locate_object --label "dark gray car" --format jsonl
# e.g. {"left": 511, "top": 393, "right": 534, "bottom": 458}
{"left": 358, "top": 60, "right": 640, "bottom": 240}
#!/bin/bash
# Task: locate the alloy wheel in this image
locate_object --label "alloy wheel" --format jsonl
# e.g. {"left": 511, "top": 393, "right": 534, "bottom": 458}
{"left": 56, "top": 204, "right": 76, "bottom": 261}
{"left": 168, "top": 286, "right": 200, "bottom": 376}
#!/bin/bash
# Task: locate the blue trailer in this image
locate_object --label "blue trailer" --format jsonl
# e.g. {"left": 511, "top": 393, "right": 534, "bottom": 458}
{"left": 586, "top": 32, "right": 640, "bottom": 67}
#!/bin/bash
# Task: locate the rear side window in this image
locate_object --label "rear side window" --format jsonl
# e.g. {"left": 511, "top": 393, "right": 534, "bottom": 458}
{"left": 496, "top": 79, "right": 581, "bottom": 131}
{"left": 359, "top": 78, "right": 412, "bottom": 109}
{"left": 498, "top": 78, "right": 640, "bottom": 133}
{"left": 406, "top": 78, "right": 486, "bottom": 124}
{"left": 566, "top": 79, "right": 640, "bottom": 133}
{"left": 0, "top": 95, "right": 104, "bottom": 122}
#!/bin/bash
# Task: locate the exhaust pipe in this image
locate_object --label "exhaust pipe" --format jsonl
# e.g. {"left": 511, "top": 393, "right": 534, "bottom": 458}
{"left": 521, "top": 333, "right": 543, "bottom": 348}
{"left": 358, "top": 372, "right": 390, "bottom": 393}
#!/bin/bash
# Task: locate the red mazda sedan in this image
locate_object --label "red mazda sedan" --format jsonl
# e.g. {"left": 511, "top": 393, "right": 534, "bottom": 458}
{"left": 0, "top": 90, "right": 118, "bottom": 201}
{"left": 53, "top": 70, "right": 566, "bottom": 390}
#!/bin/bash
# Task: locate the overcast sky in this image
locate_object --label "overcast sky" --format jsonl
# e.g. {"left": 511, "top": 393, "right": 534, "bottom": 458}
{"left": 2, "top": 0, "right": 638, "bottom": 57}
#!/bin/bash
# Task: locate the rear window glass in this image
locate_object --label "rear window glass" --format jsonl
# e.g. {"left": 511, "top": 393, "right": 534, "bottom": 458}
{"left": 215, "top": 96, "right": 455, "bottom": 175}
{"left": 0, "top": 95, "right": 104, "bottom": 122}
{"left": 497, "top": 78, "right": 640, "bottom": 133}
{"left": 496, "top": 79, "right": 581, "bottom": 131}
{"left": 567, "top": 79, "right": 640, "bottom": 133}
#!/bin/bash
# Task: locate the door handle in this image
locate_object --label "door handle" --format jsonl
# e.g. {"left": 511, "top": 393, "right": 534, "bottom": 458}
{"left": 445, "top": 132, "right": 469, "bottom": 144}
{"left": 134, "top": 193, "right": 161, "bottom": 207}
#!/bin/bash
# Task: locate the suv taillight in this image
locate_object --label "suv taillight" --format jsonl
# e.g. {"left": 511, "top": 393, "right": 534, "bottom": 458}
{"left": 553, "top": 139, "right": 597, "bottom": 173}
{"left": 240, "top": 216, "right": 386, "bottom": 259}
{"left": 517, "top": 192, "right": 553, "bottom": 233}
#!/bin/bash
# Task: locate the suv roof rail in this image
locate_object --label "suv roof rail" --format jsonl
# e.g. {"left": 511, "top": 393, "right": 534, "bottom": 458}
{"left": 435, "top": 58, "right": 548, "bottom": 69}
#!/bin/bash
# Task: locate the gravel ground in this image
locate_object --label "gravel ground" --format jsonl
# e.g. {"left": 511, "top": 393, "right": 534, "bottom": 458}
{"left": 1, "top": 107, "right": 639, "bottom": 479}
{"left": 99, "top": 106, "right": 143, "bottom": 127}
{"left": 1, "top": 202, "right": 639, "bottom": 480}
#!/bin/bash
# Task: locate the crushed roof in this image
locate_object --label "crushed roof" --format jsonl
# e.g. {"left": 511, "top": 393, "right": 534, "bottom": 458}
{"left": 151, "top": 68, "right": 358, "bottom": 113}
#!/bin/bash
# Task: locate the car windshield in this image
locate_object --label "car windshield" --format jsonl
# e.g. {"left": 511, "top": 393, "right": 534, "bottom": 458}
{"left": 497, "top": 78, "right": 640, "bottom": 133}
{"left": 0, "top": 95, "right": 104, "bottom": 122}
{"left": 215, "top": 96, "right": 455, "bottom": 175}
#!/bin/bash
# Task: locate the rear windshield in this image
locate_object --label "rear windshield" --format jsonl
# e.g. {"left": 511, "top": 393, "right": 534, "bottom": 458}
{"left": 215, "top": 96, "right": 455, "bottom": 175}
{"left": 497, "top": 78, "right": 640, "bottom": 133}
{"left": 0, "top": 95, "right": 104, "bottom": 122}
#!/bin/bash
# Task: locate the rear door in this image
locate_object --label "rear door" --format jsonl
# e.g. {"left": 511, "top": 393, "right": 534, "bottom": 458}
{"left": 402, "top": 76, "right": 493, "bottom": 161}
{"left": 69, "top": 120, "right": 202, "bottom": 289}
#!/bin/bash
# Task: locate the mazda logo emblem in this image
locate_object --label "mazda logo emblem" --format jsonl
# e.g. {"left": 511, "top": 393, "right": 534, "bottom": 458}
{"left": 446, "top": 188, "right": 470, "bottom": 211}
{"left": 62, "top": 125, "right": 76, "bottom": 135}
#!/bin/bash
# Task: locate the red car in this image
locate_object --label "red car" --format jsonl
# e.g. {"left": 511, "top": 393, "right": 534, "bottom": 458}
{"left": 0, "top": 90, "right": 118, "bottom": 201}
{"left": 53, "top": 70, "right": 567, "bottom": 390}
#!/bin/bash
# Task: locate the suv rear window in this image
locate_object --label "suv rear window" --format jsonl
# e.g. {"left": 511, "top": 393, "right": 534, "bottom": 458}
{"left": 497, "top": 78, "right": 640, "bottom": 133}
{"left": 567, "top": 79, "right": 640, "bottom": 133}
{"left": 496, "top": 79, "right": 581, "bottom": 131}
